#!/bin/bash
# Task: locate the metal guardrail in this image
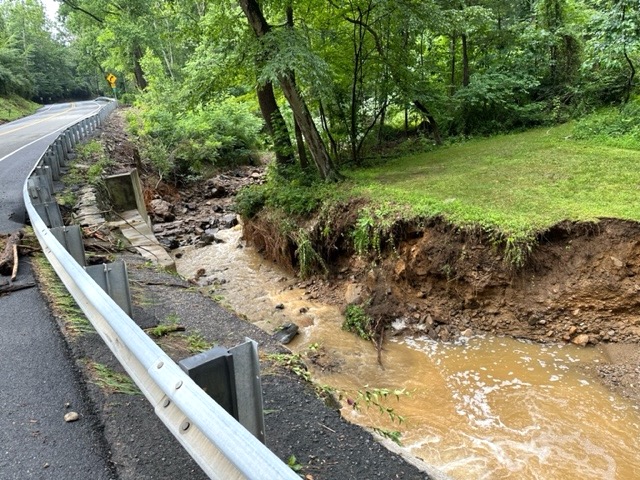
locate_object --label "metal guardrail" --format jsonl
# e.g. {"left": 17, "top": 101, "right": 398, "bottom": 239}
{"left": 23, "top": 100, "right": 299, "bottom": 480}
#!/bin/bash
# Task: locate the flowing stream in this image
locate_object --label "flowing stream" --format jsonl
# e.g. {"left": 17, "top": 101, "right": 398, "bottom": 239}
{"left": 175, "top": 226, "right": 640, "bottom": 480}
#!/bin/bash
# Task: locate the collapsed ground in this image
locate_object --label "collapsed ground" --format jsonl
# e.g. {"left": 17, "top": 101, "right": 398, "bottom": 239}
{"left": 81, "top": 109, "right": 640, "bottom": 445}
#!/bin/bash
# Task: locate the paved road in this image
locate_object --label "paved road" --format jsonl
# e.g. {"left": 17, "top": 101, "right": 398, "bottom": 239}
{"left": 0, "top": 102, "right": 116, "bottom": 478}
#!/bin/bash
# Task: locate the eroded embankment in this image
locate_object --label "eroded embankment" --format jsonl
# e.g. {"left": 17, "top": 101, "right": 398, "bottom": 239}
{"left": 242, "top": 208, "right": 640, "bottom": 405}
{"left": 246, "top": 213, "right": 640, "bottom": 346}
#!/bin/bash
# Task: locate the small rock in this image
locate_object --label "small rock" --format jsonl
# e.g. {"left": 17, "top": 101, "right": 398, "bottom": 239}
{"left": 344, "top": 284, "right": 363, "bottom": 305}
{"left": 568, "top": 325, "right": 578, "bottom": 335}
{"left": 610, "top": 256, "right": 624, "bottom": 268}
{"left": 425, "top": 314, "right": 434, "bottom": 326}
{"left": 275, "top": 303, "right": 285, "bottom": 310}
{"left": 299, "top": 307, "right": 308, "bottom": 314}
{"left": 64, "top": 412, "right": 80, "bottom": 422}
{"left": 572, "top": 334, "right": 590, "bottom": 347}
{"left": 273, "top": 323, "right": 298, "bottom": 344}
{"left": 149, "top": 199, "right": 175, "bottom": 222}
{"left": 461, "top": 328, "right": 473, "bottom": 338}
{"left": 220, "top": 214, "right": 238, "bottom": 228}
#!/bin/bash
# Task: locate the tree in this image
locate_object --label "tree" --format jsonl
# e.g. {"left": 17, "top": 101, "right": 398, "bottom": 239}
{"left": 237, "top": 0, "right": 340, "bottom": 181}
{"left": 585, "top": 0, "right": 639, "bottom": 103}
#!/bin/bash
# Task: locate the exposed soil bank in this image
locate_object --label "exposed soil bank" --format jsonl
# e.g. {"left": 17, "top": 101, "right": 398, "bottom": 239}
{"left": 245, "top": 213, "right": 640, "bottom": 405}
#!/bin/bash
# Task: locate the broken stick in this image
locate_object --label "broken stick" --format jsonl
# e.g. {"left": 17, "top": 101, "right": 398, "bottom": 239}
{"left": 11, "top": 244, "right": 18, "bottom": 281}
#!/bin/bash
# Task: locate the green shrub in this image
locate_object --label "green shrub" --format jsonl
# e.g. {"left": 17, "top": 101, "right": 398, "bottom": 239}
{"left": 129, "top": 51, "right": 264, "bottom": 181}
{"left": 294, "top": 228, "right": 327, "bottom": 278}
{"left": 573, "top": 101, "right": 640, "bottom": 149}
{"left": 235, "top": 184, "right": 267, "bottom": 219}
{"left": 342, "top": 304, "right": 373, "bottom": 340}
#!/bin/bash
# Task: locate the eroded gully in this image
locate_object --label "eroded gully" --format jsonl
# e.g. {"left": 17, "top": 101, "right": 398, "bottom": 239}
{"left": 174, "top": 226, "right": 640, "bottom": 480}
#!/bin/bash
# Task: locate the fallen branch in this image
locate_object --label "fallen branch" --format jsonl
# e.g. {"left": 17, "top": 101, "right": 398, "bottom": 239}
{"left": 0, "top": 230, "right": 23, "bottom": 276}
{"left": 0, "top": 282, "right": 35, "bottom": 295}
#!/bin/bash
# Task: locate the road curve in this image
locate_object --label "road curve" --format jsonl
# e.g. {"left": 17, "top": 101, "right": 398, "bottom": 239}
{"left": 0, "top": 101, "right": 116, "bottom": 478}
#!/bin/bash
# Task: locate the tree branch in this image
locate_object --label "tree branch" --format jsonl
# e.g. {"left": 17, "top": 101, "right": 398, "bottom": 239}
{"left": 59, "top": 0, "right": 104, "bottom": 23}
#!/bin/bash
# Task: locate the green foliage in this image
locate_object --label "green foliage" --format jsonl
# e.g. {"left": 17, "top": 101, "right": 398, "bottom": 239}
{"left": 294, "top": 228, "right": 327, "bottom": 279}
{"left": 347, "top": 121, "right": 640, "bottom": 250}
{"left": 32, "top": 254, "right": 95, "bottom": 336}
{"left": 237, "top": 164, "right": 335, "bottom": 219}
{"left": 0, "top": 94, "right": 39, "bottom": 122}
{"left": 147, "top": 313, "right": 180, "bottom": 337}
{"left": 267, "top": 352, "right": 312, "bottom": 382}
{"left": 352, "top": 206, "right": 396, "bottom": 258}
{"left": 372, "top": 428, "right": 403, "bottom": 446}
{"left": 452, "top": 71, "right": 544, "bottom": 134}
{"left": 342, "top": 305, "right": 373, "bottom": 340}
{"left": 0, "top": 1, "right": 94, "bottom": 101}
{"left": 235, "top": 184, "right": 267, "bottom": 219}
{"left": 286, "top": 455, "right": 303, "bottom": 473}
{"left": 130, "top": 50, "right": 263, "bottom": 181}
{"left": 186, "top": 332, "right": 213, "bottom": 353}
{"left": 77, "top": 140, "right": 114, "bottom": 183}
{"left": 345, "top": 386, "right": 409, "bottom": 424}
{"left": 573, "top": 102, "right": 640, "bottom": 149}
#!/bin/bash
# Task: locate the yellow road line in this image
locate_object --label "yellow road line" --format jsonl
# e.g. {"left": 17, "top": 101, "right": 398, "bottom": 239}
{"left": 0, "top": 103, "right": 76, "bottom": 137}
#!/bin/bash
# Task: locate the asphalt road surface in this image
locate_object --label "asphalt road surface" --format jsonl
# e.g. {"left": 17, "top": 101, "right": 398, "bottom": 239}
{"left": 0, "top": 102, "right": 116, "bottom": 478}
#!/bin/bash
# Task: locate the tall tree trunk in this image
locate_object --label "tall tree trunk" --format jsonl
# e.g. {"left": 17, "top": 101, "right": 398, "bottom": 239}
{"left": 286, "top": 6, "right": 309, "bottom": 168}
{"left": 238, "top": 0, "right": 340, "bottom": 181}
{"left": 133, "top": 44, "right": 148, "bottom": 90}
{"left": 256, "top": 82, "right": 294, "bottom": 165}
{"left": 278, "top": 75, "right": 340, "bottom": 180}
{"left": 413, "top": 100, "right": 442, "bottom": 145}
{"left": 294, "top": 119, "right": 309, "bottom": 169}
{"left": 449, "top": 32, "right": 457, "bottom": 95}
{"left": 461, "top": 34, "right": 470, "bottom": 87}
{"left": 319, "top": 100, "right": 338, "bottom": 159}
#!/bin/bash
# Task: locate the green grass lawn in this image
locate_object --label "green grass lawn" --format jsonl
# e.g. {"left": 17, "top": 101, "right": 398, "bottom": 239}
{"left": 0, "top": 94, "right": 40, "bottom": 122}
{"left": 347, "top": 123, "right": 640, "bottom": 238}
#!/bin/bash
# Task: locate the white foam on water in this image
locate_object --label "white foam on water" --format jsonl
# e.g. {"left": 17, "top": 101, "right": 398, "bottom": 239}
{"left": 397, "top": 334, "right": 640, "bottom": 479}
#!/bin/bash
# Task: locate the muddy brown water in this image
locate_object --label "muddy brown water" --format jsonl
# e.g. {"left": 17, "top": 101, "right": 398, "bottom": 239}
{"left": 175, "top": 226, "right": 640, "bottom": 480}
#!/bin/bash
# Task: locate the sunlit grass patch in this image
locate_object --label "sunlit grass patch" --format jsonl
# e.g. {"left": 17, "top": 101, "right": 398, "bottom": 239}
{"left": 346, "top": 123, "right": 640, "bottom": 240}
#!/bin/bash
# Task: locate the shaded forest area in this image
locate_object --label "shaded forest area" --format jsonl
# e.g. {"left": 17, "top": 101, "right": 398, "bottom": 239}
{"left": 1, "top": 0, "right": 637, "bottom": 178}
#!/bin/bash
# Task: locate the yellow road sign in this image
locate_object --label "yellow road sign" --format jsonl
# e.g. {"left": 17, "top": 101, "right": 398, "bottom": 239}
{"left": 106, "top": 73, "right": 117, "bottom": 87}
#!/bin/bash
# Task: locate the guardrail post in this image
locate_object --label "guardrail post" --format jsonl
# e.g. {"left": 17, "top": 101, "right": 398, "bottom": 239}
{"left": 29, "top": 170, "right": 54, "bottom": 203}
{"left": 51, "top": 225, "right": 86, "bottom": 266}
{"left": 179, "top": 339, "right": 266, "bottom": 444}
{"left": 32, "top": 201, "right": 64, "bottom": 228}
{"left": 43, "top": 152, "right": 61, "bottom": 180}
{"left": 84, "top": 260, "right": 133, "bottom": 317}
{"left": 63, "top": 131, "right": 72, "bottom": 153}
{"left": 66, "top": 128, "right": 77, "bottom": 149}
{"left": 54, "top": 139, "right": 68, "bottom": 166}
